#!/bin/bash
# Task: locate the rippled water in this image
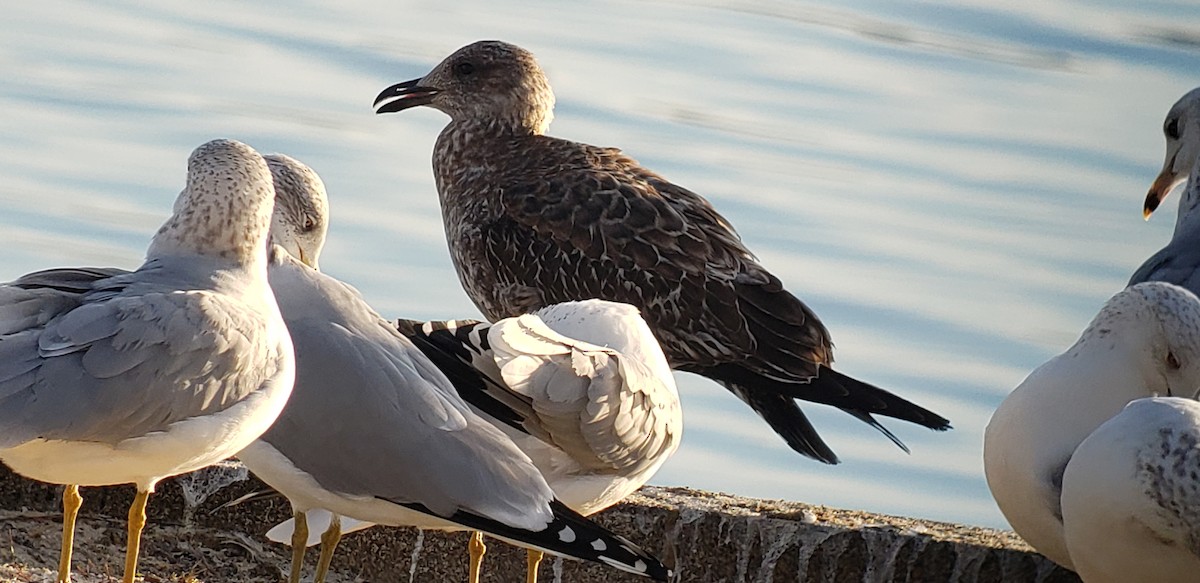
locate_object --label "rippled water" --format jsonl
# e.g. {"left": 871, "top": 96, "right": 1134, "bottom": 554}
{"left": 3, "top": 0, "right": 1199, "bottom": 529}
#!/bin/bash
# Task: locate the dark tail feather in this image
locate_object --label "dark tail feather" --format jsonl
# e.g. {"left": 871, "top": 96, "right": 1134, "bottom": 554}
{"left": 728, "top": 277, "right": 950, "bottom": 432}
{"left": 843, "top": 410, "right": 910, "bottom": 454}
{"left": 700, "top": 364, "right": 950, "bottom": 459}
{"left": 820, "top": 367, "right": 951, "bottom": 431}
{"left": 397, "top": 499, "right": 670, "bottom": 581}
{"left": 703, "top": 363, "right": 950, "bottom": 430}
{"left": 724, "top": 383, "right": 839, "bottom": 464}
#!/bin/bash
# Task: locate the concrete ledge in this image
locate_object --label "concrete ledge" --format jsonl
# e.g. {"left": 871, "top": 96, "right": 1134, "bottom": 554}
{"left": 0, "top": 464, "right": 1079, "bottom": 582}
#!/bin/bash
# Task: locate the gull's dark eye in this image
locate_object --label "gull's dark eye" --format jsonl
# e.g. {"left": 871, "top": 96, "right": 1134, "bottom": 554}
{"left": 1166, "top": 118, "right": 1181, "bottom": 140}
{"left": 454, "top": 61, "right": 476, "bottom": 76}
{"left": 302, "top": 217, "right": 317, "bottom": 232}
{"left": 1167, "top": 351, "right": 1181, "bottom": 370}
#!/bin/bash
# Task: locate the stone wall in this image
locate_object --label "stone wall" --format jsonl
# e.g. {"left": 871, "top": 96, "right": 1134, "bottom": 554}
{"left": 0, "top": 464, "right": 1079, "bottom": 582}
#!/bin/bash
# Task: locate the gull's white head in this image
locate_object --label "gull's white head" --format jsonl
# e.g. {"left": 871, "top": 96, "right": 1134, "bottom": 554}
{"left": 1081, "top": 281, "right": 1200, "bottom": 398}
{"left": 148, "top": 138, "right": 275, "bottom": 263}
{"left": 1145, "top": 87, "right": 1200, "bottom": 219}
{"left": 264, "top": 154, "right": 329, "bottom": 270}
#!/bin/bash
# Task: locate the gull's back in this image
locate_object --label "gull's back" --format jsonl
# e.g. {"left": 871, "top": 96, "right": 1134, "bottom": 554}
{"left": 259, "top": 252, "right": 555, "bottom": 528}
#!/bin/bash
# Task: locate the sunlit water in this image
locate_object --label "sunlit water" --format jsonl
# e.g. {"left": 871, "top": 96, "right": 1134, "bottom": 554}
{"left": 3, "top": 0, "right": 1199, "bottom": 530}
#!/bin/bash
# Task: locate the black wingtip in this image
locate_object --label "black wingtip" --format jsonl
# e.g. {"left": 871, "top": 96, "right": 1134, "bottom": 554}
{"left": 845, "top": 410, "right": 910, "bottom": 454}
{"left": 396, "top": 317, "right": 530, "bottom": 431}
{"left": 816, "top": 367, "right": 953, "bottom": 431}
{"left": 397, "top": 499, "right": 670, "bottom": 580}
{"left": 705, "top": 365, "right": 952, "bottom": 461}
{"left": 722, "top": 383, "right": 841, "bottom": 464}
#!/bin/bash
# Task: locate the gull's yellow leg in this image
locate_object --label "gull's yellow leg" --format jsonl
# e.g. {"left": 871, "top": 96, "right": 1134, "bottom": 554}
{"left": 57, "top": 485, "right": 82, "bottom": 583}
{"left": 122, "top": 490, "right": 150, "bottom": 583}
{"left": 313, "top": 513, "right": 342, "bottom": 583}
{"left": 526, "top": 549, "right": 544, "bottom": 583}
{"left": 288, "top": 511, "right": 309, "bottom": 583}
{"left": 468, "top": 531, "right": 487, "bottom": 583}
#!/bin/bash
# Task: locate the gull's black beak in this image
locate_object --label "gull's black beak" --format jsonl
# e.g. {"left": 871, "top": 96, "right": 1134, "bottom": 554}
{"left": 374, "top": 78, "right": 440, "bottom": 114}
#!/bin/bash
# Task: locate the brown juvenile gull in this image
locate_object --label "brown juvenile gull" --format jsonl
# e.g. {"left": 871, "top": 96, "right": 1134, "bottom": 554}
{"left": 373, "top": 40, "right": 950, "bottom": 463}
{"left": 0, "top": 139, "right": 296, "bottom": 583}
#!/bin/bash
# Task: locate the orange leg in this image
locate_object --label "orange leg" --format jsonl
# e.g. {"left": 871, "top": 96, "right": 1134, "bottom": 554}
{"left": 122, "top": 490, "right": 150, "bottom": 583}
{"left": 468, "top": 531, "right": 487, "bottom": 583}
{"left": 526, "top": 549, "right": 544, "bottom": 583}
{"left": 57, "top": 485, "right": 82, "bottom": 583}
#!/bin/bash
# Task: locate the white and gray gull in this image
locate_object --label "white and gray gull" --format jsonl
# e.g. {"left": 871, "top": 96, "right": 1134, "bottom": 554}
{"left": 1130, "top": 86, "right": 1200, "bottom": 292}
{"left": 372, "top": 40, "right": 950, "bottom": 464}
{"left": 984, "top": 281, "right": 1200, "bottom": 569}
{"left": 236, "top": 154, "right": 671, "bottom": 583}
{"left": 394, "top": 298, "right": 681, "bottom": 583}
{"left": 1060, "top": 396, "right": 1200, "bottom": 583}
{"left": 0, "top": 139, "right": 296, "bottom": 583}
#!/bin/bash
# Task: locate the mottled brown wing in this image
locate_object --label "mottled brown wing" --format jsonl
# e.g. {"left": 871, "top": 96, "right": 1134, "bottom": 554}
{"left": 493, "top": 145, "right": 834, "bottom": 377}
{"left": 490, "top": 153, "right": 757, "bottom": 367}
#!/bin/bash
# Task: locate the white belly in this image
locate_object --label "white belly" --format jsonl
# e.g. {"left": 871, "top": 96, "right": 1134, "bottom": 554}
{"left": 1, "top": 375, "right": 293, "bottom": 492}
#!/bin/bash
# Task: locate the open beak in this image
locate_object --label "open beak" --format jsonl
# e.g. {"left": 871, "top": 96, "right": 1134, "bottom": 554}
{"left": 374, "top": 78, "right": 440, "bottom": 114}
{"left": 1143, "top": 153, "right": 1182, "bottom": 220}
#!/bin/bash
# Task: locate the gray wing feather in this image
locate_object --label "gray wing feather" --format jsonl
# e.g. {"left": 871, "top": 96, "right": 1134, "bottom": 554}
{"left": 1129, "top": 240, "right": 1200, "bottom": 294}
{"left": 0, "top": 267, "right": 284, "bottom": 448}
{"left": 261, "top": 258, "right": 554, "bottom": 529}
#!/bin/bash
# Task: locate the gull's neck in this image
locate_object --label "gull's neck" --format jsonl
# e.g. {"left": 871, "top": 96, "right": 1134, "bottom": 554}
{"left": 146, "top": 188, "right": 272, "bottom": 269}
{"left": 1173, "top": 167, "right": 1200, "bottom": 237}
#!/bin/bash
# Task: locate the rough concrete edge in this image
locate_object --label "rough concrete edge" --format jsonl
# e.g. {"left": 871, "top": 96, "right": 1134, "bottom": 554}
{"left": 0, "top": 464, "right": 1079, "bottom": 582}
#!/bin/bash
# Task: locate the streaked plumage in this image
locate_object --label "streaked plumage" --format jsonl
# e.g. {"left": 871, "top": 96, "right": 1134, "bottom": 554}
{"left": 373, "top": 40, "right": 949, "bottom": 463}
{"left": 239, "top": 155, "right": 671, "bottom": 583}
{"left": 1130, "top": 87, "right": 1200, "bottom": 291}
{"left": 984, "top": 282, "right": 1200, "bottom": 569}
{"left": 0, "top": 139, "right": 295, "bottom": 583}
{"left": 1061, "top": 397, "right": 1200, "bottom": 583}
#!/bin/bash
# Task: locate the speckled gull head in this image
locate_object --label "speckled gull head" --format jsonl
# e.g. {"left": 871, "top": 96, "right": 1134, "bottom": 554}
{"left": 1065, "top": 281, "right": 1200, "bottom": 402}
{"left": 1145, "top": 86, "right": 1200, "bottom": 219}
{"left": 151, "top": 138, "right": 276, "bottom": 263}
{"left": 264, "top": 153, "right": 328, "bottom": 270}
{"left": 373, "top": 40, "right": 556, "bottom": 135}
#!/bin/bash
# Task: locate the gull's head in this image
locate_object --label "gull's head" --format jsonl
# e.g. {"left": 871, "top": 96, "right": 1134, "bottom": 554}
{"left": 374, "top": 40, "right": 555, "bottom": 135}
{"left": 149, "top": 138, "right": 274, "bottom": 263}
{"left": 265, "top": 154, "right": 328, "bottom": 270}
{"left": 1145, "top": 87, "right": 1200, "bottom": 219}
{"left": 1089, "top": 282, "right": 1200, "bottom": 399}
